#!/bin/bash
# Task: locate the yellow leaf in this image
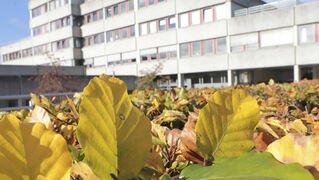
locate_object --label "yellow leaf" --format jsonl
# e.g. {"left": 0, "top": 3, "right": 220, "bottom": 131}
{"left": 267, "top": 133, "right": 319, "bottom": 171}
{"left": 0, "top": 114, "right": 72, "bottom": 179}
{"left": 289, "top": 119, "right": 308, "bottom": 134}
{"left": 195, "top": 89, "right": 260, "bottom": 161}
{"left": 71, "top": 162, "right": 100, "bottom": 180}
{"left": 257, "top": 120, "right": 279, "bottom": 139}
{"left": 77, "top": 74, "right": 152, "bottom": 180}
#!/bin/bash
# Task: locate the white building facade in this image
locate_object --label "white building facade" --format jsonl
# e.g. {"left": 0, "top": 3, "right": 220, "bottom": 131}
{"left": 1, "top": 0, "right": 319, "bottom": 88}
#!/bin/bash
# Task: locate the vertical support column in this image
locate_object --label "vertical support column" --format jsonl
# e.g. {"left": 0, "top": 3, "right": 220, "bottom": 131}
{"left": 178, "top": 74, "right": 184, "bottom": 88}
{"left": 134, "top": 0, "right": 141, "bottom": 77}
{"left": 227, "top": 69, "right": 233, "bottom": 86}
{"left": 294, "top": 65, "right": 300, "bottom": 82}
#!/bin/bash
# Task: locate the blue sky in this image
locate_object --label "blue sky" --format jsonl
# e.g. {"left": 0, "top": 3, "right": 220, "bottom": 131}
{"left": 0, "top": 0, "right": 30, "bottom": 46}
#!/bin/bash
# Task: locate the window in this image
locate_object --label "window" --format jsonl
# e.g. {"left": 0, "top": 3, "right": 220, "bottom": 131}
{"left": 192, "top": 41, "right": 201, "bottom": 56}
{"left": 108, "top": 54, "right": 121, "bottom": 65}
{"left": 114, "top": 5, "right": 119, "bottom": 15}
{"left": 159, "top": 19, "right": 166, "bottom": 31}
{"left": 87, "top": 14, "right": 91, "bottom": 23}
{"left": 74, "top": 38, "right": 82, "bottom": 48}
{"left": 150, "top": 21, "right": 157, "bottom": 33}
{"left": 93, "top": 12, "right": 98, "bottom": 21}
{"left": 299, "top": 24, "right": 315, "bottom": 44}
{"left": 179, "top": 13, "right": 189, "bottom": 28}
{"left": 122, "top": 28, "right": 128, "bottom": 38}
{"left": 94, "top": 35, "right": 99, "bottom": 44}
{"left": 107, "top": 31, "right": 113, "bottom": 42}
{"left": 203, "top": 39, "right": 214, "bottom": 54}
{"left": 99, "top": 10, "right": 103, "bottom": 19}
{"left": 180, "top": 43, "right": 190, "bottom": 57}
{"left": 169, "top": 17, "right": 176, "bottom": 29}
{"left": 140, "top": 23, "right": 148, "bottom": 35}
{"left": 191, "top": 10, "right": 200, "bottom": 25}
{"left": 231, "top": 33, "right": 258, "bottom": 52}
{"left": 129, "top": 0, "right": 134, "bottom": 10}
{"left": 88, "top": 37, "right": 92, "bottom": 46}
{"left": 215, "top": 4, "right": 226, "bottom": 20}
{"left": 122, "top": 51, "right": 136, "bottom": 63}
{"left": 130, "top": 26, "right": 135, "bottom": 36}
{"left": 139, "top": 0, "right": 146, "bottom": 8}
{"left": 149, "top": 0, "right": 155, "bottom": 5}
{"left": 115, "top": 30, "right": 120, "bottom": 40}
{"left": 106, "top": 7, "right": 112, "bottom": 17}
{"left": 204, "top": 8, "right": 213, "bottom": 22}
{"left": 260, "top": 28, "right": 293, "bottom": 47}
{"left": 216, "top": 37, "right": 226, "bottom": 53}
{"left": 66, "top": 17, "right": 71, "bottom": 25}
{"left": 100, "top": 33, "right": 105, "bottom": 43}
{"left": 121, "top": 2, "right": 126, "bottom": 13}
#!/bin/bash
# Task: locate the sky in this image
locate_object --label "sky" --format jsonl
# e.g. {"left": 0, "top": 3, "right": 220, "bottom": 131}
{"left": 0, "top": 0, "right": 30, "bottom": 46}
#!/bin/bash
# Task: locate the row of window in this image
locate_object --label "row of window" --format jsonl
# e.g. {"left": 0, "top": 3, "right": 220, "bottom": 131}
{"left": 31, "top": 0, "right": 68, "bottom": 18}
{"left": 52, "top": 39, "right": 71, "bottom": 51}
{"left": 140, "top": 16, "right": 176, "bottom": 36}
{"left": 107, "top": 25, "right": 135, "bottom": 42}
{"left": 106, "top": 0, "right": 134, "bottom": 18}
{"left": 83, "top": 9, "right": 103, "bottom": 24}
{"left": 84, "top": 33, "right": 105, "bottom": 47}
{"left": 299, "top": 23, "right": 319, "bottom": 44}
{"left": 179, "top": 4, "right": 226, "bottom": 28}
{"left": 140, "top": 45, "right": 177, "bottom": 61}
{"left": 180, "top": 37, "right": 227, "bottom": 57}
{"left": 33, "top": 24, "right": 49, "bottom": 36}
{"left": 138, "top": 0, "right": 166, "bottom": 9}
{"left": 107, "top": 51, "right": 137, "bottom": 66}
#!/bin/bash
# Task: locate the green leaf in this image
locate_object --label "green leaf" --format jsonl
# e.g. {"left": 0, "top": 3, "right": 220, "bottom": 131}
{"left": 77, "top": 74, "right": 152, "bottom": 180}
{"left": 180, "top": 152, "right": 314, "bottom": 180}
{"left": 0, "top": 114, "right": 72, "bottom": 180}
{"left": 195, "top": 89, "right": 260, "bottom": 161}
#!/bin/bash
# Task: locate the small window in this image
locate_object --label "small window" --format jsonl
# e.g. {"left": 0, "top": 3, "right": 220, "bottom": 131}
{"left": 159, "top": 19, "right": 166, "bottom": 31}
{"left": 139, "top": 0, "right": 146, "bottom": 8}
{"left": 94, "top": 35, "right": 99, "bottom": 44}
{"left": 169, "top": 17, "right": 176, "bottom": 29}
{"left": 99, "top": 10, "right": 103, "bottom": 19}
{"left": 192, "top": 41, "right": 201, "bottom": 56}
{"left": 203, "top": 39, "right": 214, "bottom": 54}
{"left": 149, "top": 0, "right": 155, "bottom": 6}
{"left": 121, "top": 2, "right": 126, "bottom": 13}
{"left": 100, "top": 33, "right": 105, "bottom": 43}
{"left": 150, "top": 52, "right": 157, "bottom": 60}
{"left": 129, "top": 0, "right": 134, "bottom": 10}
{"left": 140, "top": 23, "right": 148, "bottom": 35}
{"left": 106, "top": 7, "right": 112, "bottom": 17}
{"left": 130, "top": 26, "right": 135, "bottom": 36}
{"left": 115, "top": 30, "right": 120, "bottom": 40}
{"left": 299, "top": 25, "right": 315, "bottom": 44}
{"left": 66, "top": 17, "right": 70, "bottom": 25}
{"left": 204, "top": 8, "right": 213, "bottom": 22}
{"left": 122, "top": 28, "right": 128, "bottom": 39}
{"left": 170, "top": 51, "right": 177, "bottom": 59}
{"left": 93, "top": 12, "right": 98, "bottom": 21}
{"left": 158, "top": 0, "right": 164, "bottom": 2}
{"left": 114, "top": 5, "right": 119, "bottom": 15}
{"left": 180, "top": 43, "right": 190, "bottom": 57}
{"left": 191, "top": 10, "right": 200, "bottom": 25}
{"left": 179, "top": 13, "right": 189, "bottom": 28}
{"left": 107, "top": 32, "right": 113, "bottom": 42}
{"left": 159, "top": 52, "right": 167, "bottom": 59}
{"left": 216, "top": 37, "right": 226, "bottom": 53}
{"left": 88, "top": 37, "right": 92, "bottom": 46}
{"left": 215, "top": 5, "right": 226, "bottom": 20}
{"left": 149, "top": 21, "right": 157, "bottom": 33}
{"left": 87, "top": 14, "right": 91, "bottom": 23}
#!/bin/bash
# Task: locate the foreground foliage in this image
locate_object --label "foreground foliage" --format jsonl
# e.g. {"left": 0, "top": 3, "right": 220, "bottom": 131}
{"left": 0, "top": 77, "right": 319, "bottom": 179}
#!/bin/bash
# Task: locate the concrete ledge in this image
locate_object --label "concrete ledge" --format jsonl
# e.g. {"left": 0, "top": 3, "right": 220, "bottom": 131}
{"left": 138, "top": 30, "right": 177, "bottom": 49}
{"left": 296, "top": 43, "right": 319, "bottom": 65}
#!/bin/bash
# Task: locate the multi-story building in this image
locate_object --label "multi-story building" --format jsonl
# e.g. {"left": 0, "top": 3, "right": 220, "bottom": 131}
{"left": 1, "top": 0, "right": 319, "bottom": 89}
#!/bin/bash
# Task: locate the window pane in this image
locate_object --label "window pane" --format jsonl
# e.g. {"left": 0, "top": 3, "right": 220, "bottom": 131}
{"left": 129, "top": 0, "right": 134, "bottom": 10}
{"left": 140, "top": 23, "right": 147, "bottom": 35}
{"left": 204, "top": 8, "right": 213, "bottom": 22}
{"left": 93, "top": 12, "right": 98, "bottom": 21}
{"left": 100, "top": 33, "right": 105, "bottom": 43}
{"left": 180, "top": 43, "right": 190, "bottom": 57}
{"left": 107, "top": 31, "right": 113, "bottom": 42}
{"left": 158, "top": 0, "right": 164, "bottom": 2}
{"left": 88, "top": 37, "right": 92, "bottom": 46}
{"left": 299, "top": 25, "right": 315, "bottom": 44}
{"left": 99, "top": 10, "right": 103, "bottom": 19}
{"left": 169, "top": 17, "right": 176, "bottom": 29}
{"left": 150, "top": 21, "right": 157, "bottom": 33}
{"left": 179, "top": 13, "right": 188, "bottom": 28}
{"left": 94, "top": 35, "right": 99, "bottom": 44}
{"left": 170, "top": 51, "right": 177, "bottom": 59}
{"left": 130, "top": 26, "right": 135, "bottom": 36}
{"left": 106, "top": 7, "right": 112, "bottom": 17}
{"left": 203, "top": 39, "right": 213, "bottom": 54}
{"left": 115, "top": 30, "right": 120, "bottom": 40}
{"left": 66, "top": 17, "right": 70, "bottom": 25}
{"left": 192, "top": 41, "right": 201, "bottom": 56}
{"left": 122, "top": 28, "right": 128, "bottom": 38}
{"left": 159, "top": 52, "right": 167, "bottom": 59}
{"left": 121, "top": 3, "right": 126, "bottom": 13}
{"left": 150, "top": 52, "right": 157, "bottom": 60}
{"left": 191, "top": 10, "right": 200, "bottom": 25}
{"left": 216, "top": 37, "right": 226, "bottom": 53}
{"left": 87, "top": 14, "right": 91, "bottom": 23}
{"left": 159, "top": 19, "right": 166, "bottom": 31}
{"left": 149, "top": 0, "right": 155, "bottom": 5}
{"left": 114, "top": 5, "right": 119, "bottom": 15}
{"left": 139, "top": 0, "right": 146, "bottom": 8}
{"left": 215, "top": 5, "right": 226, "bottom": 20}
{"left": 141, "top": 55, "right": 148, "bottom": 61}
